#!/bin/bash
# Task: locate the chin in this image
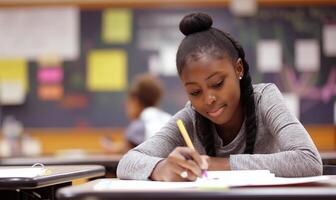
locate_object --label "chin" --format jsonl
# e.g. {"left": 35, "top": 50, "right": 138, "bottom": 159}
{"left": 208, "top": 115, "right": 231, "bottom": 125}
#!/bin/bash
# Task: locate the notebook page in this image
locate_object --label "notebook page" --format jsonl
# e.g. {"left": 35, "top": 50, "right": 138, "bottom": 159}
{"left": 196, "top": 170, "right": 329, "bottom": 188}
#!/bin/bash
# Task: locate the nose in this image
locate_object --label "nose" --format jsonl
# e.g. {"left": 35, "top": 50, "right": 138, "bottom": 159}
{"left": 205, "top": 93, "right": 216, "bottom": 105}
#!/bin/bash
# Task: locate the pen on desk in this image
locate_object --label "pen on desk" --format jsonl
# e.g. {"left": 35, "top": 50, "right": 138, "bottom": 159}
{"left": 176, "top": 119, "right": 208, "bottom": 178}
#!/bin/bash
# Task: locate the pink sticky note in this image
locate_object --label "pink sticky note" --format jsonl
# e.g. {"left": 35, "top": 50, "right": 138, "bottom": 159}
{"left": 37, "top": 67, "right": 63, "bottom": 84}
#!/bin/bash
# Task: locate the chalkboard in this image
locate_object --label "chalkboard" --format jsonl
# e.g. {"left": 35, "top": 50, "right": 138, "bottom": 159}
{"left": 2, "top": 6, "right": 336, "bottom": 127}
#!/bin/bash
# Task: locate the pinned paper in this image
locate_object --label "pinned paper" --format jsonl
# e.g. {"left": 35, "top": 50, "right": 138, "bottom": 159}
{"left": 102, "top": 9, "right": 132, "bottom": 44}
{"left": 87, "top": 50, "right": 127, "bottom": 91}
{"left": 283, "top": 93, "right": 300, "bottom": 119}
{"left": 0, "top": 80, "right": 25, "bottom": 105}
{"left": 257, "top": 40, "right": 282, "bottom": 72}
{"left": 37, "top": 67, "right": 63, "bottom": 84}
{"left": 323, "top": 24, "right": 336, "bottom": 56}
{"left": 295, "top": 39, "right": 320, "bottom": 72}
{"left": 0, "top": 7, "right": 79, "bottom": 60}
{"left": 149, "top": 46, "right": 178, "bottom": 76}
{"left": 229, "top": 0, "right": 257, "bottom": 17}
{"left": 38, "top": 85, "right": 63, "bottom": 101}
{"left": 0, "top": 59, "right": 28, "bottom": 91}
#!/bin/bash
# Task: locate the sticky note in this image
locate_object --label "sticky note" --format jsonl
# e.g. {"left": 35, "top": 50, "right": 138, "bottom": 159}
{"left": 0, "top": 59, "right": 28, "bottom": 92}
{"left": 0, "top": 80, "right": 25, "bottom": 105}
{"left": 295, "top": 39, "right": 320, "bottom": 72}
{"left": 102, "top": 9, "right": 132, "bottom": 44}
{"left": 257, "top": 40, "right": 282, "bottom": 72}
{"left": 87, "top": 50, "right": 127, "bottom": 91}
{"left": 38, "top": 85, "right": 63, "bottom": 101}
{"left": 37, "top": 67, "right": 63, "bottom": 84}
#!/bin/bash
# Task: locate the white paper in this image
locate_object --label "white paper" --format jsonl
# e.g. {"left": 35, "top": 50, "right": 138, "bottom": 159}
{"left": 295, "top": 39, "right": 320, "bottom": 72}
{"left": 198, "top": 171, "right": 329, "bottom": 188}
{"left": 282, "top": 93, "right": 300, "bottom": 119}
{"left": 0, "top": 7, "right": 79, "bottom": 60}
{"left": 0, "top": 168, "right": 48, "bottom": 178}
{"left": 323, "top": 24, "right": 336, "bottom": 56}
{"left": 148, "top": 46, "right": 178, "bottom": 76}
{"left": 0, "top": 80, "right": 25, "bottom": 105}
{"left": 257, "top": 40, "right": 282, "bottom": 72}
{"left": 93, "top": 170, "right": 329, "bottom": 191}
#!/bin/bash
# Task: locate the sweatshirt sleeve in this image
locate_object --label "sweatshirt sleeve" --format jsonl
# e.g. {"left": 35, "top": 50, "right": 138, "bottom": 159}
{"left": 230, "top": 84, "right": 323, "bottom": 177}
{"left": 117, "top": 107, "right": 194, "bottom": 180}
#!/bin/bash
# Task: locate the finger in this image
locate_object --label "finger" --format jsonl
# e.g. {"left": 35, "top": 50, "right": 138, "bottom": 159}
{"left": 170, "top": 164, "right": 191, "bottom": 181}
{"left": 176, "top": 158, "right": 202, "bottom": 177}
{"left": 178, "top": 147, "right": 205, "bottom": 170}
{"left": 200, "top": 155, "right": 209, "bottom": 170}
{"left": 185, "top": 169, "right": 198, "bottom": 181}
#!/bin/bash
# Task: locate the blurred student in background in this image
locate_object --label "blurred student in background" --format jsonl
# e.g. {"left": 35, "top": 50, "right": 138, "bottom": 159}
{"left": 125, "top": 73, "right": 172, "bottom": 147}
{"left": 101, "top": 73, "right": 171, "bottom": 152}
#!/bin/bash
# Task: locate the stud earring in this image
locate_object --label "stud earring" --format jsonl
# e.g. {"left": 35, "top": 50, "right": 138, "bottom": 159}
{"left": 239, "top": 76, "right": 242, "bottom": 80}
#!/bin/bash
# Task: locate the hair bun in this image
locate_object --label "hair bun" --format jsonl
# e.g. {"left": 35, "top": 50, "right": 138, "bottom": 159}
{"left": 179, "top": 12, "right": 213, "bottom": 36}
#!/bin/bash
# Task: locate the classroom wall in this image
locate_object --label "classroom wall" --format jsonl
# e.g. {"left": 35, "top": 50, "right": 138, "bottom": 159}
{"left": 0, "top": 0, "right": 335, "bottom": 153}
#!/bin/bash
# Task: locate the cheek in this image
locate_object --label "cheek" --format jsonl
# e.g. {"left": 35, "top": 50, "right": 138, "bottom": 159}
{"left": 189, "top": 97, "right": 209, "bottom": 116}
{"left": 226, "top": 83, "right": 241, "bottom": 105}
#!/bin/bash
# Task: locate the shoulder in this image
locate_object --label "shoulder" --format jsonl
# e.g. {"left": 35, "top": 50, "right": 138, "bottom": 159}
{"left": 253, "top": 83, "right": 283, "bottom": 103}
{"left": 166, "top": 101, "right": 196, "bottom": 131}
{"left": 253, "top": 83, "right": 280, "bottom": 96}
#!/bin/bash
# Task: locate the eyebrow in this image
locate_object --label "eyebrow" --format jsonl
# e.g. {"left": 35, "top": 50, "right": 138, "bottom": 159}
{"left": 184, "top": 72, "right": 220, "bottom": 86}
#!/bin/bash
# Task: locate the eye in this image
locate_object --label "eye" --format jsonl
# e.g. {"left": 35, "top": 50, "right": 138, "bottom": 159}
{"left": 212, "top": 80, "right": 224, "bottom": 89}
{"left": 189, "top": 90, "right": 201, "bottom": 96}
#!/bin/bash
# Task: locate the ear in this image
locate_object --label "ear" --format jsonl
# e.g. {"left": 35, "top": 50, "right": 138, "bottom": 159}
{"left": 235, "top": 58, "right": 244, "bottom": 79}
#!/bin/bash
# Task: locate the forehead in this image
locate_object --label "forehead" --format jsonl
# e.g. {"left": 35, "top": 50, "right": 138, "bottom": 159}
{"left": 180, "top": 56, "right": 234, "bottom": 82}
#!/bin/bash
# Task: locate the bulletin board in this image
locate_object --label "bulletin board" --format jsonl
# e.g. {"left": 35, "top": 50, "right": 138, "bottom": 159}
{"left": 1, "top": 6, "right": 336, "bottom": 128}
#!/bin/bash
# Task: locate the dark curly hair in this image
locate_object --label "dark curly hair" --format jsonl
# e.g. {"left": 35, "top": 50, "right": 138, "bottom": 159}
{"left": 176, "top": 13, "right": 257, "bottom": 155}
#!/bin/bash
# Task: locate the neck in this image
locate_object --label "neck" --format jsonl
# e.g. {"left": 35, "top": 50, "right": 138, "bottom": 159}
{"left": 216, "top": 104, "right": 244, "bottom": 146}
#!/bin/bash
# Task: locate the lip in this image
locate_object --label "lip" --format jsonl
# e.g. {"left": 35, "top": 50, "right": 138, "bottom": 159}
{"left": 207, "top": 105, "right": 225, "bottom": 118}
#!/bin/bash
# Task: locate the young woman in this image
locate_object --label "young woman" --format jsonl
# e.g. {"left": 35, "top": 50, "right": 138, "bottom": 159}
{"left": 117, "top": 12, "right": 322, "bottom": 181}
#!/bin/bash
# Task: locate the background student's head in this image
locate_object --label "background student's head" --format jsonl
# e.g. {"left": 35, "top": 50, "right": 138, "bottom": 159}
{"left": 176, "top": 12, "right": 256, "bottom": 155}
{"left": 126, "top": 73, "right": 163, "bottom": 120}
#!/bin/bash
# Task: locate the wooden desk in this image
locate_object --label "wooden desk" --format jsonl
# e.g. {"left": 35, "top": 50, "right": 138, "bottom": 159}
{"left": 0, "top": 165, "right": 105, "bottom": 199}
{"left": 0, "top": 154, "right": 122, "bottom": 177}
{"left": 320, "top": 152, "right": 336, "bottom": 165}
{"left": 57, "top": 177, "right": 336, "bottom": 200}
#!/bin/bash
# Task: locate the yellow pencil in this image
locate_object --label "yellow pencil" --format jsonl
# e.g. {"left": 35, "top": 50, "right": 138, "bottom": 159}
{"left": 176, "top": 119, "right": 208, "bottom": 177}
{"left": 176, "top": 119, "right": 195, "bottom": 150}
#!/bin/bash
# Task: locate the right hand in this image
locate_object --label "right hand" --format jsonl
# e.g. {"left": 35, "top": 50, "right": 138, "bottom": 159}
{"left": 150, "top": 147, "right": 208, "bottom": 181}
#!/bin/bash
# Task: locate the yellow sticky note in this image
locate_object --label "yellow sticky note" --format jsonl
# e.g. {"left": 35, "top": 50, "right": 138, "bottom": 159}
{"left": 87, "top": 50, "right": 127, "bottom": 91}
{"left": 102, "top": 9, "right": 132, "bottom": 44}
{"left": 0, "top": 59, "right": 28, "bottom": 92}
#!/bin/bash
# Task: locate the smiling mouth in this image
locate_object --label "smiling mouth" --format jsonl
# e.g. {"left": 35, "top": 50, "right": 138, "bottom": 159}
{"left": 207, "top": 105, "right": 226, "bottom": 118}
